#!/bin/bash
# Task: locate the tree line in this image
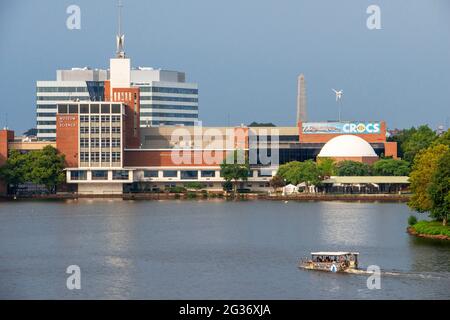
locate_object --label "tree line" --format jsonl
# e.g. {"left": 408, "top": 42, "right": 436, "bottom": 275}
{"left": 0, "top": 145, "right": 65, "bottom": 194}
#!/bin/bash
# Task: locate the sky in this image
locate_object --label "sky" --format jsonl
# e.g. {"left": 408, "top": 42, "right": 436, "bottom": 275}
{"left": 0, "top": 0, "right": 449, "bottom": 133}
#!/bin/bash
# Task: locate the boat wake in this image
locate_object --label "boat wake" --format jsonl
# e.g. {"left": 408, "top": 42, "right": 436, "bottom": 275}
{"left": 345, "top": 268, "right": 450, "bottom": 281}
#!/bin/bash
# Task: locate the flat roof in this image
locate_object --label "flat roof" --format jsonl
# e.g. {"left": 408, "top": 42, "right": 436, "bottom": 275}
{"left": 322, "top": 176, "right": 409, "bottom": 184}
{"left": 311, "top": 252, "right": 359, "bottom": 256}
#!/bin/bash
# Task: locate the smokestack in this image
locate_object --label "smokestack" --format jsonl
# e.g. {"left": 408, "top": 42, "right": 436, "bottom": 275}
{"left": 296, "top": 74, "right": 307, "bottom": 123}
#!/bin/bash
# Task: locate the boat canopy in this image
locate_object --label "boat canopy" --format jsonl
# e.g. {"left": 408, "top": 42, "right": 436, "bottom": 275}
{"left": 311, "top": 252, "right": 359, "bottom": 256}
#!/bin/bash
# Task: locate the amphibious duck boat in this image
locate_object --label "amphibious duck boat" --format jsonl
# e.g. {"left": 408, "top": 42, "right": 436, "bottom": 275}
{"left": 299, "top": 252, "right": 359, "bottom": 272}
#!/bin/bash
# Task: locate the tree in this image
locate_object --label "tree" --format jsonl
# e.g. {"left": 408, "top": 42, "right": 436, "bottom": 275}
{"left": 220, "top": 150, "right": 250, "bottom": 194}
{"left": 388, "top": 127, "right": 417, "bottom": 159}
{"left": 0, "top": 150, "right": 27, "bottom": 191}
{"left": 184, "top": 182, "right": 205, "bottom": 190}
{"left": 428, "top": 149, "right": 450, "bottom": 226}
{"left": 317, "top": 158, "right": 336, "bottom": 179}
{"left": 336, "top": 161, "right": 371, "bottom": 176}
{"left": 372, "top": 159, "right": 410, "bottom": 176}
{"left": 0, "top": 145, "right": 65, "bottom": 194}
{"left": 408, "top": 144, "right": 448, "bottom": 213}
{"left": 269, "top": 175, "right": 285, "bottom": 192}
{"left": 277, "top": 160, "right": 321, "bottom": 191}
{"left": 433, "top": 128, "right": 450, "bottom": 147}
{"left": 401, "top": 125, "right": 437, "bottom": 162}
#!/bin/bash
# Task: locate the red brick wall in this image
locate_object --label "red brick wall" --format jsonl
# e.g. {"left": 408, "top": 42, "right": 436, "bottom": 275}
{"left": 56, "top": 114, "right": 79, "bottom": 167}
{"left": 111, "top": 88, "right": 140, "bottom": 149}
{"left": 384, "top": 141, "right": 398, "bottom": 159}
{"left": 0, "top": 130, "right": 14, "bottom": 195}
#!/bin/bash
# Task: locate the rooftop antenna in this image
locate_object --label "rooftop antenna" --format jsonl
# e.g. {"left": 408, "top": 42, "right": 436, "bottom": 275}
{"left": 116, "top": 0, "right": 125, "bottom": 58}
{"left": 332, "top": 89, "right": 343, "bottom": 122}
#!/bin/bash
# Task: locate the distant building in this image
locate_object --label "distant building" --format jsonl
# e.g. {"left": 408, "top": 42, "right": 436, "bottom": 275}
{"left": 296, "top": 74, "right": 307, "bottom": 123}
{"left": 36, "top": 68, "right": 198, "bottom": 141}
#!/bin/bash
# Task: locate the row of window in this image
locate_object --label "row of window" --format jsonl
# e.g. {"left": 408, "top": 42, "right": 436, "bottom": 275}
{"left": 80, "top": 126, "right": 120, "bottom": 134}
{"left": 58, "top": 103, "right": 122, "bottom": 114}
{"left": 80, "top": 152, "right": 121, "bottom": 162}
{"left": 80, "top": 138, "right": 121, "bottom": 148}
{"left": 36, "top": 104, "right": 57, "bottom": 109}
{"left": 80, "top": 115, "right": 121, "bottom": 123}
{"left": 70, "top": 170, "right": 129, "bottom": 181}
{"left": 139, "top": 87, "right": 198, "bottom": 94}
{"left": 142, "top": 120, "right": 196, "bottom": 126}
{"left": 142, "top": 170, "right": 270, "bottom": 179}
{"left": 140, "top": 96, "right": 198, "bottom": 102}
{"left": 140, "top": 112, "right": 198, "bottom": 119}
{"left": 37, "top": 121, "right": 56, "bottom": 125}
{"left": 140, "top": 104, "right": 198, "bottom": 111}
{"left": 37, "top": 96, "right": 89, "bottom": 101}
{"left": 37, "top": 87, "right": 88, "bottom": 93}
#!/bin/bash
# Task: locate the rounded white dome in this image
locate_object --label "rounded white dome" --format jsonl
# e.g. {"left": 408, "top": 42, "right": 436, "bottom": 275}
{"left": 318, "top": 135, "right": 377, "bottom": 157}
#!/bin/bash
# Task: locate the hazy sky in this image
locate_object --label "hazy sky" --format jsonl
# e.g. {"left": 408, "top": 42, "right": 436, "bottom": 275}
{"left": 0, "top": 0, "right": 449, "bottom": 133}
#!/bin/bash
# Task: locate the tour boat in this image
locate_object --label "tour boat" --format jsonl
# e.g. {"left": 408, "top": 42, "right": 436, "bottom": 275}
{"left": 299, "top": 252, "right": 359, "bottom": 273}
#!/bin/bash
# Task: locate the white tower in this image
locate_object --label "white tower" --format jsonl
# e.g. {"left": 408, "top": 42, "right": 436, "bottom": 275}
{"left": 110, "top": 0, "right": 131, "bottom": 93}
{"left": 296, "top": 74, "right": 307, "bottom": 123}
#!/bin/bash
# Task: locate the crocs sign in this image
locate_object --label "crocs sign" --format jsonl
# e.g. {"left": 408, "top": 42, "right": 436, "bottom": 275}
{"left": 302, "top": 122, "right": 381, "bottom": 134}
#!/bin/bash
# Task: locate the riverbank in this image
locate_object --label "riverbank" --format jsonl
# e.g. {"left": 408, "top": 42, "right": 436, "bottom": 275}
{"left": 1, "top": 192, "right": 411, "bottom": 202}
{"left": 407, "top": 221, "right": 450, "bottom": 241}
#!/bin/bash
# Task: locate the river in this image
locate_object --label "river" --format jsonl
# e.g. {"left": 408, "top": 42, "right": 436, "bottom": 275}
{"left": 0, "top": 199, "right": 449, "bottom": 299}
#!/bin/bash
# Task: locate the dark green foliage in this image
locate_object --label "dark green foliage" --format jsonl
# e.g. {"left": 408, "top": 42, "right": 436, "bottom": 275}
{"left": 335, "top": 161, "right": 371, "bottom": 176}
{"left": 372, "top": 159, "right": 410, "bottom": 176}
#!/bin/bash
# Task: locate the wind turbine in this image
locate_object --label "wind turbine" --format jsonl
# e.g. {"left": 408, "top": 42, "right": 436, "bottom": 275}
{"left": 332, "top": 89, "right": 344, "bottom": 122}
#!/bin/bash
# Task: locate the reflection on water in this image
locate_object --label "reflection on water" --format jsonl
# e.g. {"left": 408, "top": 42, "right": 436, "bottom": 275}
{"left": 0, "top": 199, "right": 449, "bottom": 299}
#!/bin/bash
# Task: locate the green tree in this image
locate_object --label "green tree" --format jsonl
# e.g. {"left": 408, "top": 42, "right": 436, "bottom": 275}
{"left": 0, "top": 149, "right": 27, "bottom": 191}
{"left": 387, "top": 127, "right": 417, "bottom": 159}
{"left": 277, "top": 160, "right": 321, "bottom": 191}
{"left": 428, "top": 149, "right": 450, "bottom": 226}
{"left": 220, "top": 149, "right": 250, "bottom": 194}
{"left": 372, "top": 159, "right": 410, "bottom": 176}
{"left": 401, "top": 125, "right": 437, "bottom": 162}
{"left": 0, "top": 145, "right": 65, "bottom": 194}
{"left": 184, "top": 182, "right": 205, "bottom": 190}
{"left": 408, "top": 144, "right": 449, "bottom": 213}
{"left": 317, "top": 158, "right": 336, "bottom": 178}
{"left": 433, "top": 128, "right": 450, "bottom": 147}
{"left": 269, "top": 175, "right": 285, "bottom": 192}
{"left": 336, "top": 161, "right": 371, "bottom": 176}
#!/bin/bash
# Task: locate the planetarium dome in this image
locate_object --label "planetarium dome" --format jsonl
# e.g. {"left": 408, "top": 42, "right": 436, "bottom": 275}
{"left": 318, "top": 135, "right": 377, "bottom": 159}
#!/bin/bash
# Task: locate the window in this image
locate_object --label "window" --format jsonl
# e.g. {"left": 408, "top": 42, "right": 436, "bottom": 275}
{"left": 101, "top": 126, "right": 110, "bottom": 134}
{"left": 201, "top": 170, "right": 215, "bottom": 178}
{"left": 90, "top": 104, "right": 99, "bottom": 113}
{"left": 68, "top": 104, "right": 78, "bottom": 114}
{"left": 101, "top": 115, "right": 110, "bottom": 123}
{"left": 112, "top": 115, "right": 121, "bottom": 122}
{"left": 111, "top": 138, "right": 120, "bottom": 147}
{"left": 92, "top": 170, "right": 108, "bottom": 180}
{"left": 91, "top": 126, "right": 99, "bottom": 134}
{"left": 80, "top": 115, "right": 89, "bottom": 123}
{"left": 80, "top": 138, "right": 89, "bottom": 148}
{"left": 111, "top": 126, "right": 120, "bottom": 133}
{"left": 101, "top": 138, "right": 110, "bottom": 148}
{"left": 112, "top": 170, "right": 129, "bottom": 180}
{"left": 181, "top": 170, "right": 198, "bottom": 180}
{"left": 258, "top": 169, "right": 272, "bottom": 177}
{"left": 80, "top": 104, "right": 89, "bottom": 113}
{"left": 90, "top": 115, "right": 99, "bottom": 123}
{"left": 112, "top": 152, "right": 121, "bottom": 162}
{"left": 101, "top": 152, "right": 110, "bottom": 162}
{"left": 80, "top": 126, "right": 89, "bottom": 134}
{"left": 70, "top": 170, "right": 87, "bottom": 180}
{"left": 101, "top": 104, "right": 110, "bottom": 114}
{"left": 80, "top": 152, "right": 89, "bottom": 162}
{"left": 90, "top": 152, "right": 100, "bottom": 162}
{"left": 91, "top": 138, "right": 100, "bottom": 147}
{"left": 163, "top": 170, "right": 177, "bottom": 178}
{"left": 57, "top": 105, "right": 68, "bottom": 114}
{"left": 111, "top": 104, "right": 121, "bottom": 113}
{"left": 143, "top": 170, "right": 158, "bottom": 178}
